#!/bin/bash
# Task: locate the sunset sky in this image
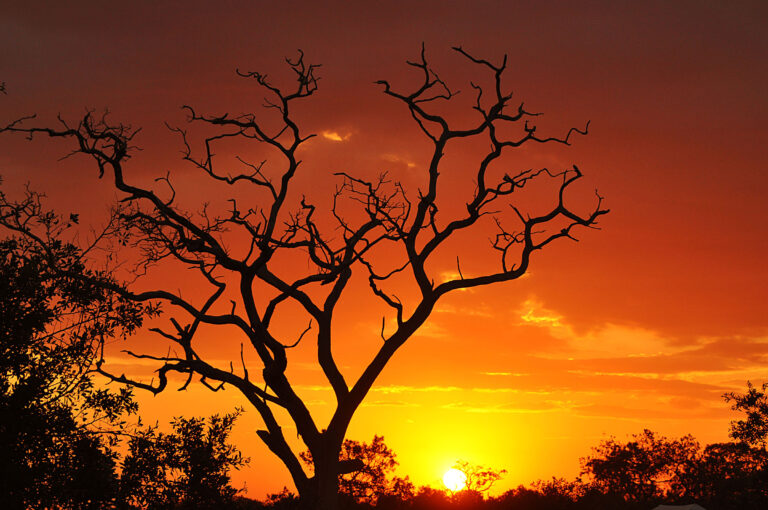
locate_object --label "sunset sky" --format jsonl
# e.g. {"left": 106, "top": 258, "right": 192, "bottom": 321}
{"left": 1, "top": 0, "right": 767, "bottom": 497}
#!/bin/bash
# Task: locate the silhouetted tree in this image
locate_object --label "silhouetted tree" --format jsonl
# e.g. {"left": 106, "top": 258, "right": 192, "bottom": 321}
{"left": 580, "top": 429, "right": 699, "bottom": 504}
{"left": 2, "top": 45, "right": 608, "bottom": 509}
{"left": 0, "top": 186, "right": 150, "bottom": 509}
{"left": 119, "top": 411, "right": 248, "bottom": 509}
{"left": 675, "top": 441, "right": 768, "bottom": 509}
{"left": 453, "top": 460, "right": 506, "bottom": 495}
{"left": 724, "top": 381, "right": 768, "bottom": 449}
{"left": 301, "top": 435, "right": 414, "bottom": 507}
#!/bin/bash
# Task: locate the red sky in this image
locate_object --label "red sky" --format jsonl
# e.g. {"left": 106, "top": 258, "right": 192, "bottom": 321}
{"left": 2, "top": 0, "right": 767, "bottom": 497}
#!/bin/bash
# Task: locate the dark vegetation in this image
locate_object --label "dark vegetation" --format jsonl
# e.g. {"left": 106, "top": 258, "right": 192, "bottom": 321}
{"left": 0, "top": 195, "right": 766, "bottom": 509}
{"left": 1, "top": 47, "right": 766, "bottom": 508}
{"left": 0, "top": 188, "right": 249, "bottom": 509}
{"left": 240, "top": 398, "right": 768, "bottom": 510}
{"left": 1, "top": 45, "right": 607, "bottom": 510}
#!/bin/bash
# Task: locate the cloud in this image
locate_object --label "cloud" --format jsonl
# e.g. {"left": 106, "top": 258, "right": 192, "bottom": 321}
{"left": 574, "top": 401, "right": 730, "bottom": 421}
{"left": 411, "top": 321, "right": 449, "bottom": 339}
{"left": 372, "top": 385, "right": 462, "bottom": 394}
{"left": 290, "top": 361, "right": 323, "bottom": 372}
{"left": 321, "top": 130, "right": 351, "bottom": 142}
{"left": 441, "top": 400, "right": 569, "bottom": 414}
{"left": 439, "top": 271, "right": 464, "bottom": 283}
{"left": 435, "top": 303, "right": 493, "bottom": 317}
{"left": 518, "top": 297, "right": 675, "bottom": 358}
{"left": 471, "top": 387, "right": 522, "bottom": 394}
{"left": 376, "top": 318, "right": 448, "bottom": 340}
{"left": 519, "top": 299, "right": 565, "bottom": 328}
{"left": 302, "top": 399, "right": 330, "bottom": 406}
{"left": 436, "top": 271, "right": 479, "bottom": 293}
{"left": 513, "top": 300, "right": 768, "bottom": 392}
{"left": 381, "top": 153, "right": 416, "bottom": 168}
{"left": 295, "top": 385, "right": 333, "bottom": 392}
{"left": 360, "top": 400, "right": 420, "bottom": 408}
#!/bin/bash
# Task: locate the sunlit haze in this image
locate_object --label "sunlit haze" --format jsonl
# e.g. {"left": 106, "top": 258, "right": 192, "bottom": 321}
{"left": 1, "top": 0, "right": 767, "bottom": 499}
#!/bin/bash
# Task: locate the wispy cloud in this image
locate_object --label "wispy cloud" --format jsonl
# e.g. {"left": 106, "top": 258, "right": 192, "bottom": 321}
{"left": 435, "top": 303, "right": 493, "bottom": 317}
{"left": 321, "top": 130, "right": 352, "bottom": 142}
{"left": 519, "top": 298, "right": 564, "bottom": 327}
{"left": 372, "top": 385, "right": 462, "bottom": 394}
{"left": 518, "top": 297, "right": 674, "bottom": 359}
{"left": 441, "top": 400, "right": 569, "bottom": 414}
{"left": 381, "top": 153, "right": 416, "bottom": 168}
{"left": 411, "top": 321, "right": 449, "bottom": 339}
{"left": 574, "top": 401, "right": 730, "bottom": 421}
{"left": 360, "top": 400, "right": 420, "bottom": 408}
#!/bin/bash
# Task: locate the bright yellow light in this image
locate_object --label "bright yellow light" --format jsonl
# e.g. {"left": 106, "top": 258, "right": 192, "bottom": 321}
{"left": 442, "top": 468, "right": 467, "bottom": 492}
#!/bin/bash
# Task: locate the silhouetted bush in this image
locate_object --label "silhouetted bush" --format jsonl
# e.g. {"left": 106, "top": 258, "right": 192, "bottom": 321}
{"left": 0, "top": 191, "right": 147, "bottom": 509}
{"left": 119, "top": 411, "right": 248, "bottom": 509}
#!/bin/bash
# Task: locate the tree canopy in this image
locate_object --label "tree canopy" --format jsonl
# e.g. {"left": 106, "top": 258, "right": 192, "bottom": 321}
{"left": 120, "top": 411, "right": 248, "bottom": 509}
{"left": 724, "top": 381, "right": 768, "bottom": 449}
{"left": 0, "top": 186, "right": 147, "bottom": 508}
{"left": 1, "top": 46, "right": 608, "bottom": 509}
{"left": 301, "top": 435, "right": 414, "bottom": 506}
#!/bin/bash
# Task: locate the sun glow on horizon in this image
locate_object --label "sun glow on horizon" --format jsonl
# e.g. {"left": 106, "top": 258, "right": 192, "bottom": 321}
{"left": 442, "top": 468, "right": 467, "bottom": 492}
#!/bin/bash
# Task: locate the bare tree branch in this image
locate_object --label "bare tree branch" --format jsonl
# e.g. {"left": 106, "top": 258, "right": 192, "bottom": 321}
{"left": 1, "top": 46, "right": 608, "bottom": 509}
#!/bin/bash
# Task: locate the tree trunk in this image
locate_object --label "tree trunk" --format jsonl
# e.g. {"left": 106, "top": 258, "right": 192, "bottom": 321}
{"left": 314, "top": 476, "right": 341, "bottom": 510}
{"left": 297, "top": 474, "right": 340, "bottom": 510}
{"left": 298, "top": 443, "right": 342, "bottom": 510}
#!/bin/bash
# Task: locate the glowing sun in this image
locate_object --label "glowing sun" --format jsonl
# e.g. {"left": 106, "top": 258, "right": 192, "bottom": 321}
{"left": 442, "top": 468, "right": 467, "bottom": 491}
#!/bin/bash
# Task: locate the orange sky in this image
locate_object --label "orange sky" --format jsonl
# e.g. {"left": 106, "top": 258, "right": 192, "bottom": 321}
{"left": 2, "top": 0, "right": 767, "bottom": 497}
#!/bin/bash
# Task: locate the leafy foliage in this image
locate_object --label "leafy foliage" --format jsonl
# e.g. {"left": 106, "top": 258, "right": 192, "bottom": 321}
{"left": 120, "top": 410, "right": 249, "bottom": 509}
{"left": 580, "top": 429, "right": 699, "bottom": 503}
{"left": 301, "top": 435, "right": 414, "bottom": 506}
{"left": 0, "top": 188, "right": 149, "bottom": 509}
{"left": 675, "top": 441, "right": 768, "bottom": 507}
{"left": 724, "top": 381, "right": 768, "bottom": 448}
{"left": 577, "top": 427, "right": 768, "bottom": 510}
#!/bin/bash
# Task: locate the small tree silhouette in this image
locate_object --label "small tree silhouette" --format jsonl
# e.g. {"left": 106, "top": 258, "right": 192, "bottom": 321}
{"left": 453, "top": 460, "right": 506, "bottom": 494}
{"left": 724, "top": 381, "right": 768, "bottom": 449}
{"left": 120, "top": 411, "right": 248, "bottom": 509}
